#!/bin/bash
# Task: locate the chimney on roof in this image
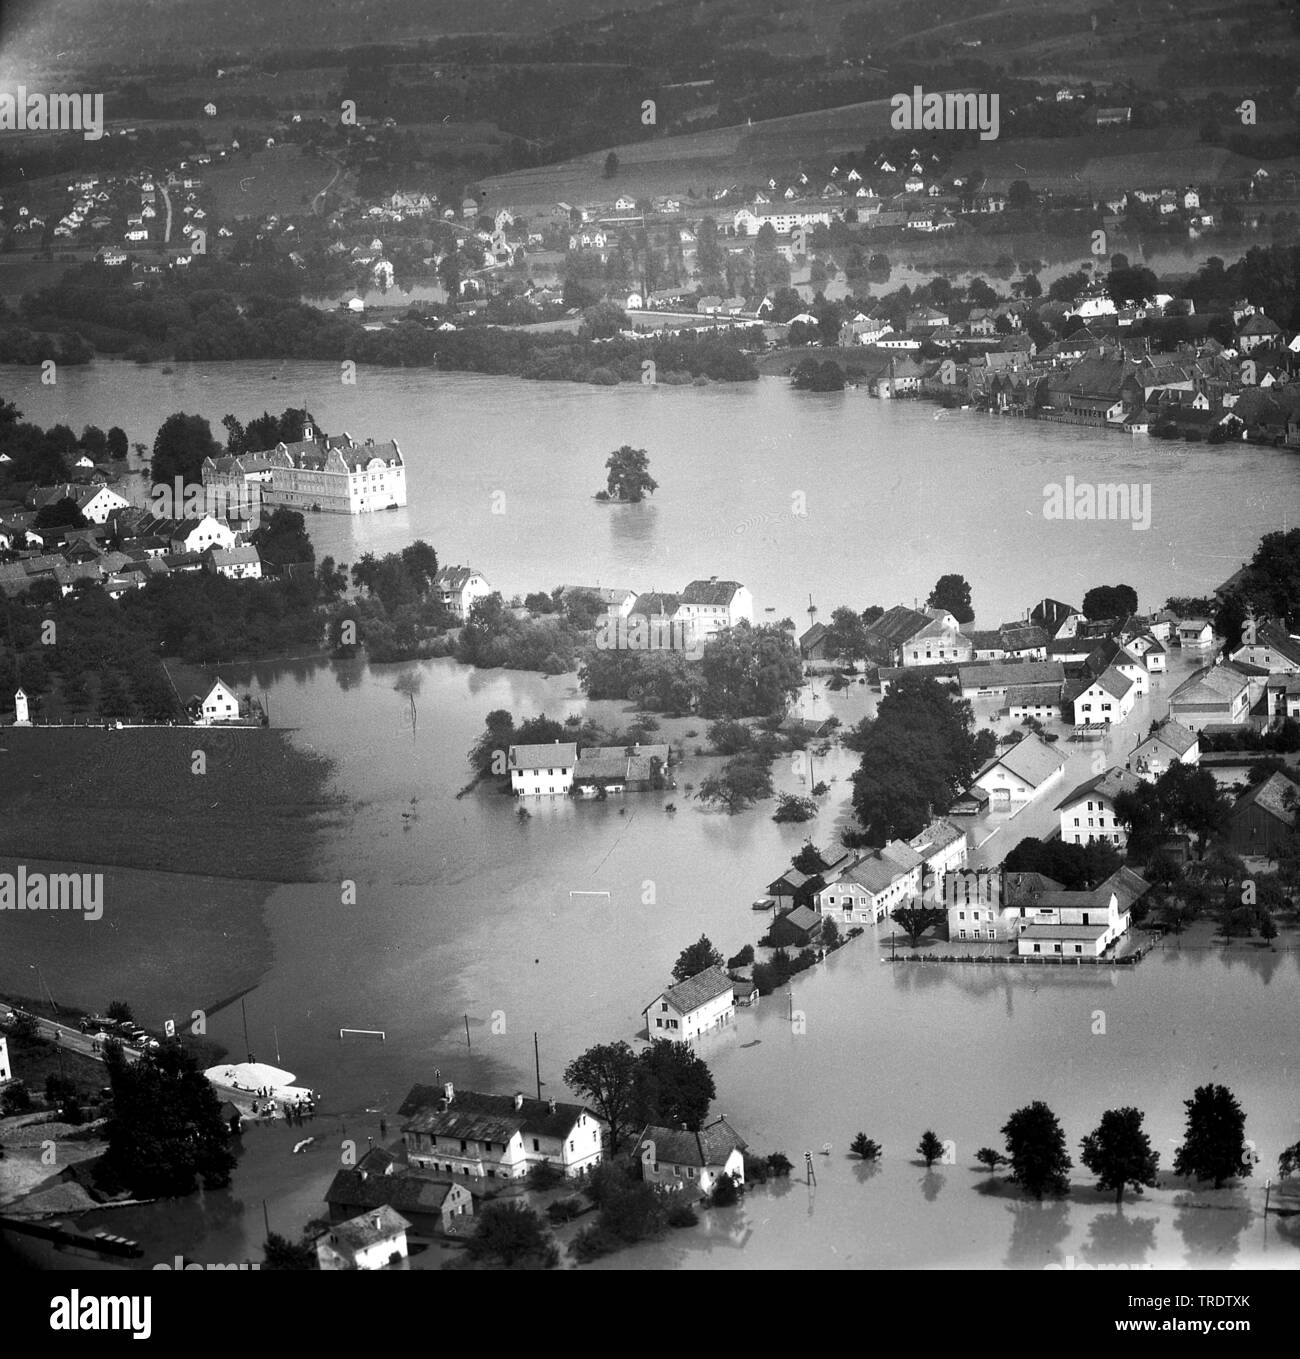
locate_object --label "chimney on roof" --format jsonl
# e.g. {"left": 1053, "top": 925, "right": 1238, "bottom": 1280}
{"left": 548, "top": 1098, "right": 556, "bottom": 1115}
{"left": 514, "top": 1091, "right": 524, "bottom": 1110}
{"left": 443, "top": 1081, "right": 454, "bottom": 1105}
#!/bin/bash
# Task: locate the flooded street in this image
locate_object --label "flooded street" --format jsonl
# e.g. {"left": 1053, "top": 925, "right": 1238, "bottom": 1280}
{"left": 1, "top": 363, "right": 1297, "bottom": 1268}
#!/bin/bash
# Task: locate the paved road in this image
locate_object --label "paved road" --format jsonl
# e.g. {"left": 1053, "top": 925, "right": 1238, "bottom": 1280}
{"left": 965, "top": 646, "right": 1217, "bottom": 871}
{"left": 0, "top": 1002, "right": 148, "bottom": 1066}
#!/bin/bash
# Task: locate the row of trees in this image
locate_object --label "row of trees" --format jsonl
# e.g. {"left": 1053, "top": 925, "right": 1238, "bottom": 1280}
{"left": 966, "top": 1087, "right": 1260, "bottom": 1203}
{"left": 23, "top": 268, "right": 761, "bottom": 384}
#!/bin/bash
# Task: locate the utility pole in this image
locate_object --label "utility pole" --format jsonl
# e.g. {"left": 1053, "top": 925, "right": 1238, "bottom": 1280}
{"left": 241, "top": 998, "right": 253, "bottom": 1064}
{"left": 534, "top": 1032, "right": 542, "bottom": 1100}
{"left": 464, "top": 1014, "right": 471, "bottom": 1049}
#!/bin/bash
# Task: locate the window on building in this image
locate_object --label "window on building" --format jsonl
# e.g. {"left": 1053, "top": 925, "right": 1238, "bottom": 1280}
{"left": 533, "top": 1139, "right": 539, "bottom": 1151}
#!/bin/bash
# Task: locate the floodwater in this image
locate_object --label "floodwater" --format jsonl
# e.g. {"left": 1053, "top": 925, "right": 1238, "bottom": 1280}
{"left": 1, "top": 359, "right": 1297, "bottom": 1269}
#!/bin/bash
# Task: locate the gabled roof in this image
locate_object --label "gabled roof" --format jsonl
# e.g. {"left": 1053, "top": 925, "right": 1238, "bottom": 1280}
{"left": 1055, "top": 766, "right": 1144, "bottom": 810}
{"left": 1232, "top": 771, "right": 1298, "bottom": 828}
{"left": 1137, "top": 719, "right": 1198, "bottom": 757}
{"left": 908, "top": 818, "right": 965, "bottom": 859}
{"left": 325, "top": 1166, "right": 467, "bottom": 1215}
{"left": 681, "top": 579, "right": 744, "bottom": 607}
{"left": 784, "top": 904, "right": 821, "bottom": 932}
{"left": 637, "top": 1117, "right": 747, "bottom": 1169}
{"left": 647, "top": 966, "right": 734, "bottom": 1015}
{"left": 1170, "top": 665, "right": 1250, "bottom": 706}
{"left": 399, "top": 1086, "right": 593, "bottom": 1141}
{"left": 959, "top": 661, "right": 1065, "bottom": 689}
{"left": 866, "top": 604, "right": 931, "bottom": 647}
{"left": 1236, "top": 622, "right": 1300, "bottom": 668}
{"left": 999, "top": 624, "right": 1049, "bottom": 651}
{"left": 326, "top": 1205, "right": 410, "bottom": 1250}
{"left": 1083, "top": 666, "right": 1134, "bottom": 701}
{"left": 630, "top": 591, "right": 681, "bottom": 618}
{"left": 434, "top": 564, "right": 485, "bottom": 590}
{"left": 1000, "top": 871, "right": 1065, "bottom": 905}
{"left": 509, "top": 742, "right": 578, "bottom": 769}
{"left": 977, "top": 733, "right": 1065, "bottom": 787}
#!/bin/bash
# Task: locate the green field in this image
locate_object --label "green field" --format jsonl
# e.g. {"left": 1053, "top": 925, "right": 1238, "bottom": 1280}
{"left": 0, "top": 725, "right": 340, "bottom": 882}
{"left": 202, "top": 144, "right": 350, "bottom": 223}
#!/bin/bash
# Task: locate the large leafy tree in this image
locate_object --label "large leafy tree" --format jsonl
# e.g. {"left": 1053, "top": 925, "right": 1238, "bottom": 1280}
{"left": 98, "top": 1041, "right": 236, "bottom": 1198}
{"left": 1081, "top": 584, "right": 1138, "bottom": 621}
{"left": 823, "top": 605, "right": 872, "bottom": 663}
{"left": 851, "top": 675, "right": 991, "bottom": 843}
{"left": 1173, "top": 1084, "right": 1251, "bottom": 1189}
{"left": 699, "top": 623, "right": 803, "bottom": 719}
{"left": 466, "top": 1202, "right": 557, "bottom": 1268}
{"left": 564, "top": 1040, "right": 639, "bottom": 1153}
{"left": 251, "top": 507, "right": 314, "bottom": 568}
{"left": 1080, "top": 1107, "right": 1160, "bottom": 1205}
{"left": 1001, "top": 1101, "right": 1072, "bottom": 1199}
{"left": 890, "top": 901, "right": 946, "bottom": 946}
{"left": 926, "top": 574, "right": 974, "bottom": 624}
{"left": 1001, "top": 836, "right": 1122, "bottom": 889}
{"left": 695, "top": 754, "right": 773, "bottom": 812}
{"left": 634, "top": 1039, "right": 716, "bottom": 1131}
{"left": 672, "top": 935, "right": 723, "bottom": 982}
{"left": 602, "top": 446, "right": 658, "bottom": 502}
{"left": 150, "top": 411, "right": 222, "bottom": 484}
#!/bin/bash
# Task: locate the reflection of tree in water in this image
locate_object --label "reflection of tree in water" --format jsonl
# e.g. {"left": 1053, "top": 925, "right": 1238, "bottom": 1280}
{"left": 1004, "top": 1197, "right": 1071, "bottom": 1269}
{"left": 921, "top": 1168, "right": 945, "bottom": 1202}
{"left": 853, "top": 1159, "right": 882, "bottom": 1187}
{"left": 1174, "top": 1192, "right": 1252, "bottom": 1267}
{"left": 1081, "top": 1209, "right": 1158, "bottom": 1266}
{"left": 334, "top": 660, "right": 363, "bottom": 692}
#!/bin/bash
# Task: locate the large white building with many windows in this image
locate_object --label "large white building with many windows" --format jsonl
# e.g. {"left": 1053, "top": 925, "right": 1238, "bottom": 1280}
{"left": 254, "top": 425, "right": 407, "bottom": 514}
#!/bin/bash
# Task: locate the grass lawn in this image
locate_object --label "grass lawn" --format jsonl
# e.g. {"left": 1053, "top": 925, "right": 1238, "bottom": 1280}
{"left": 0, "top": 725, "right": 340, "bottom": 881}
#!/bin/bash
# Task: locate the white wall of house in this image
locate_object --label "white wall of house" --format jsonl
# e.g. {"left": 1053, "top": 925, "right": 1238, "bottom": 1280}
{"left": 510, "top": 761, "right": 574, "bottom": 796}
{"left": 647, "top": 990, "right": 734, "bottom": 1041}
{"left": 1074, "top": 681, "right": 1136, "bottom": 725}
{"left": 643, "top": 1145, "right": 744, "bottom": 1194}
{"left": 1060, "top": 792, "right": 1128, "bottom": 847}
{"left": 972, "top": 762, "right": 1063, "bottom": 804}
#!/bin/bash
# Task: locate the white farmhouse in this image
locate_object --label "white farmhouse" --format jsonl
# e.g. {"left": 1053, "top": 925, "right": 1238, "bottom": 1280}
{"left": 400, "top": 1082, "right": 604, "bottom": 1179}
{"left": 434, "top": 565, "right": 493, "bottom": 620}
{"left": 316, "top": 1206, "right": 410, "bottom": 1271}
{"left": 643, "top": 966, "right": 735, "bottom": 1041}
{"left": 637, "top": 1117, "right": 747, "bottom": 1194}
{"left": 200, "top": 678, "right": 240, "bottom": 723}
{"left": 675, "top": 578, "right": 753, "bottom": 638}
{"left": 968, "top": 733, "right": 1066, "bottom": 807}
{"left": 508, "top": 740, "right": 578, "bottom": 796}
